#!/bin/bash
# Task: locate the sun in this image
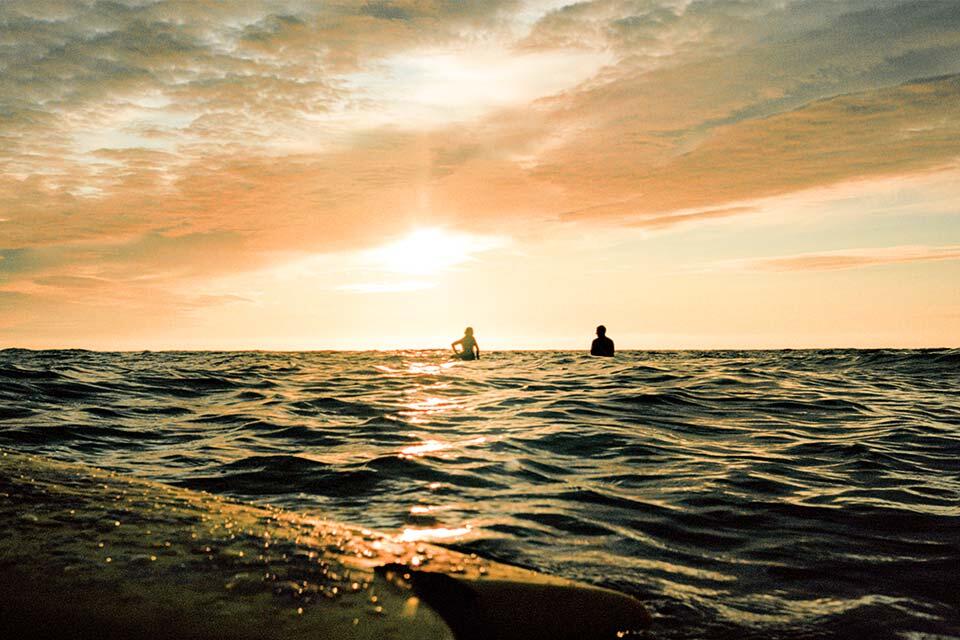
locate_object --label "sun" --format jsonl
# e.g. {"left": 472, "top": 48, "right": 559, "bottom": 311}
{"left": 366, "top": 228, "right": 504, "bottom": 276}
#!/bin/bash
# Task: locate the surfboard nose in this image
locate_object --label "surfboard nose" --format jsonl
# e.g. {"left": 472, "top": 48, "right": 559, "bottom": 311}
{"left": 377, "top": 563, "right": 652, "bottom": 640}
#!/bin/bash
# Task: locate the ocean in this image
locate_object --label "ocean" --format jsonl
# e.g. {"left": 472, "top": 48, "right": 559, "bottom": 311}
{"left": 1, "top": 348, "right": 958, "bottom": 639}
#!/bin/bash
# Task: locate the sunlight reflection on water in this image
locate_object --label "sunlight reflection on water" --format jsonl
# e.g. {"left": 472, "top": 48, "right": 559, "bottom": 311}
{"left": 396, "top": 525, "right": 473, "bottom": 543}
{"left": 399, "top": 436, "right": 488, "bottom": 458}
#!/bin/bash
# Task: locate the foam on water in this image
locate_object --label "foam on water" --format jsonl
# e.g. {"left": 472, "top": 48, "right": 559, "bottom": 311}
{"left": 2, "top": 348, "right": 959, "bottom": 638}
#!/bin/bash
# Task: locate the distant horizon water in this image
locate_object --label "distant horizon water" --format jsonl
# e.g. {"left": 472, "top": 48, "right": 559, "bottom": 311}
{"left": 5, "top": 345, "right": 960, "bottom": 353}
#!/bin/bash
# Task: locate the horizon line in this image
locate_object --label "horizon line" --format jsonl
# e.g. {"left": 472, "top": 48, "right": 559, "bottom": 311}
{"left": 2, "top": 345, "right": 957, "bottom": 353}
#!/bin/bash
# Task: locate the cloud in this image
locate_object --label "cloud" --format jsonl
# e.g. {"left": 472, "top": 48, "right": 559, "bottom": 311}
{"left": 555, "top": 74, "right": 960, "bottom": 219}
{"left": 32, "top": 275, "right": 111, "bottom": 289}
{"left": 517, "top": 0, "right": 960, "bottom": 216}
{"left": 0, "top": 231, "right": 249, "bottom": 282}
{"left": 4, "top": 0, "right": 958, "bottom": 247}
{"left": 727, "top": 245, "right": 960, "bottom": 272}
{"left": 0, "top": 0, "right": 519, "bottom": 167}
{"left": 629, "top": 206, "right": 758, "bottom": 230}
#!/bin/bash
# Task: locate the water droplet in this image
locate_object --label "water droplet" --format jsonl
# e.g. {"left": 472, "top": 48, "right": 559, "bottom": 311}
{"left": 402, "top": 596, "right": 420, "bottom": 618}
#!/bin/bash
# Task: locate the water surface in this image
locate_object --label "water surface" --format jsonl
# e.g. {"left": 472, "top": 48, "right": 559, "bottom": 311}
{"left": 2, "top": 349, "right": 958, "bottom": 639}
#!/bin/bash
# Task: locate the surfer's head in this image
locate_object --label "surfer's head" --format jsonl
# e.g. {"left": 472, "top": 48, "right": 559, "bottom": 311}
{"left": 596, "top": 325, "right": 606, "bottom": 337}
{"left": 464, "top": 327, "right": 474, "bottom": 336}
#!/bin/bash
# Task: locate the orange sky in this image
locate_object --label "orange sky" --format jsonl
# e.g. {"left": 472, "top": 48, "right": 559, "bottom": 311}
{"left": 1, "top": 0, "right": 959, "bottom": 349}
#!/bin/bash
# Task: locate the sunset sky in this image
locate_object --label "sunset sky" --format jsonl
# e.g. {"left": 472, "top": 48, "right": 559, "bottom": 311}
{"left": 1, "top": 0, "right": 958, "bottom": 350}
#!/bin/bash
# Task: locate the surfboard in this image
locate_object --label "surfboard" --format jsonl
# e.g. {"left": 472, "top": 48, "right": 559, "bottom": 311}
{"left": 0, "top": 450, "right": 650, "bottom": 639}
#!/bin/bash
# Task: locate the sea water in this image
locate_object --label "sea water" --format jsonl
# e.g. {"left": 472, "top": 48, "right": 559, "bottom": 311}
{"left": 1, "top": 348, "right": 958, "bottom": 639}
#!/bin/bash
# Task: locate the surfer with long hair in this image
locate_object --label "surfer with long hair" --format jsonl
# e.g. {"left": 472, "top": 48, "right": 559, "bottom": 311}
{"left": 451, "top": 327, "right": 480, "bottom": 360}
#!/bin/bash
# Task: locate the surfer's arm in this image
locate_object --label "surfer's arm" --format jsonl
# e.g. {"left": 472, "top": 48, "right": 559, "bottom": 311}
{"left": 451, "top": 338, "right": 462, "bottom": 353}
{"left": 474, "top": 343, "right": 480, "bottom": 359}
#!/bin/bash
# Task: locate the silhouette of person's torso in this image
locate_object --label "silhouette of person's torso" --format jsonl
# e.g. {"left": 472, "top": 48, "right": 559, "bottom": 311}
{"left": 591, "top": 336, "right": 614, "bottom": 357}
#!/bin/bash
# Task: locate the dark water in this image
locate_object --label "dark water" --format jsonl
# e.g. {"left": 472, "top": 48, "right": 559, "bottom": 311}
{"left": 2, "top": 349, "right": 959, "bottom": 639}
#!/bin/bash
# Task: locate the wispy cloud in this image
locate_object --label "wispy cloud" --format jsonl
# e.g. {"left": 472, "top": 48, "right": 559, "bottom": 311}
{"left": 725, "top": 245, "right": 960, "bottom": 272}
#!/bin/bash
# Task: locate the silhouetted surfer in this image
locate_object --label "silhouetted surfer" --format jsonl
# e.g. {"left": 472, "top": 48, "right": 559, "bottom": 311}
{"left": 590, "top": 325, "right": 614, "bottom": 357}
{"left": 452, "top": 327, "right": 480, "bottom": 360}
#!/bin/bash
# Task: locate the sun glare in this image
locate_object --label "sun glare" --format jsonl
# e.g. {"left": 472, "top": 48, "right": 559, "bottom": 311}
{"left": 365, "top": 228, "right": 506, "bottom": 275}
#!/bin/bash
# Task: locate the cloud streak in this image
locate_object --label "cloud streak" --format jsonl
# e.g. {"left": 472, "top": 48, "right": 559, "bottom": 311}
{"left": 727, "top": 245, "right": 960, "bottom": 272}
